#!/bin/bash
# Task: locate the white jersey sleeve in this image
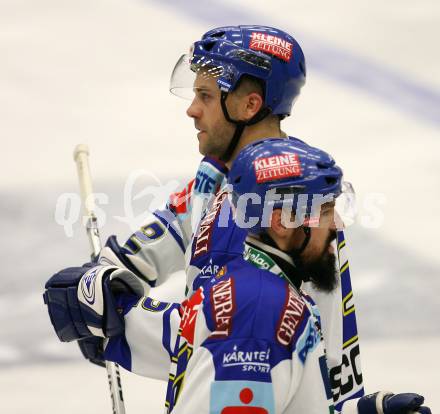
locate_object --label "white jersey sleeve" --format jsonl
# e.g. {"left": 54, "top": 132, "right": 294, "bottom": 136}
{"left": 98, "top": 157, "right": 228, "bottom": 288}
{"left": 103, "top": 295, "right": 181, "bottom": 381}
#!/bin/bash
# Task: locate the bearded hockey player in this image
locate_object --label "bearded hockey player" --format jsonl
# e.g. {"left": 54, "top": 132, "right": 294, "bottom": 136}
{"left": 44, "top": 138, "right": 431, "bottom": 414}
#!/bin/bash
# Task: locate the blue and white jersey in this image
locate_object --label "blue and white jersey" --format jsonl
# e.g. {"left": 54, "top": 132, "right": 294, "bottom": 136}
{"left": 186, "top": 178, "right": 364, "bottom": 409}
{"left": 106, "top": 257, "right": 335, "bottom": 414}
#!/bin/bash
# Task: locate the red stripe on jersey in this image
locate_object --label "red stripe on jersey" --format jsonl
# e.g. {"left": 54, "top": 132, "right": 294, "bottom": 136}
{"left": 169, "top": 179, "right": 195, "bottom": 215}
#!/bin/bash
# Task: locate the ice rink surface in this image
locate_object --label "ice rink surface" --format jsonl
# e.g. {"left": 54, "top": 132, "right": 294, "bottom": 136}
{"left": 1, "top": 0, "right": 439, "bottom": 412}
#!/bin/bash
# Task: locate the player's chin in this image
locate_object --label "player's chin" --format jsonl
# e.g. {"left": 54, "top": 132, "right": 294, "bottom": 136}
{"left": 197, "top": 136, "right": 205, "bottom": 152}
{"left": 198, "top": 141, "right": 209, "bottom": 156}
{"left": 306, "top": 252, "right": 338, "bottom": 293}
{"left": 199, "top": 141, "right": 224, "bottom": 159}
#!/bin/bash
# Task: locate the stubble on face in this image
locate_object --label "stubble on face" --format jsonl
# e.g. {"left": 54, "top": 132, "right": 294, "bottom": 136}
{"left": 191, "top": 75, "right": 235, "bottom": 159}
{"left": 197, "top": 114, "right": 234, "bottom": 158}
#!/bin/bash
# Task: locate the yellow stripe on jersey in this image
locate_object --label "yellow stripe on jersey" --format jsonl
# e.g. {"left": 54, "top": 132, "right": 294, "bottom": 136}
{"left": 343, "top": 335, "right": 358, "bottom": 349}
{"left": 340, "top": 261, "right": 349, "bottom": 274}
{"left": 342, "top": 291, "right": 355, "bottom": 316}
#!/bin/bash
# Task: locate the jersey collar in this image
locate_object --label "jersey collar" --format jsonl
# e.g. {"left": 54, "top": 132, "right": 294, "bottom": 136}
{"left": 243, "top": 236, "right": 303, "bottom": 289}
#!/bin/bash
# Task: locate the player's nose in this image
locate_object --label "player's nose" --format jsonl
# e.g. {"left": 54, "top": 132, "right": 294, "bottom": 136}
{"left": 186, "top": 99, "right": 202, "bottom": 119}
{"left": 333, "top": 210, "right": 344, "bottom": 230}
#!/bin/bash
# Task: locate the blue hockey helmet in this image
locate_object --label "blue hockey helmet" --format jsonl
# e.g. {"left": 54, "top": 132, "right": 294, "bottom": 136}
{"left": 228, "top": 138, "right": 344, "bottom": 234}
{"left": 170, "top": 25, "right": 306, "bottom": 116}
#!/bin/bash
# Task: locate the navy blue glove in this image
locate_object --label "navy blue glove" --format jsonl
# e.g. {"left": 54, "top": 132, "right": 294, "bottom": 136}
{"left": 44, "top": 265, "right": 144, "bottom": 342}
{"left": 358, "top": 391, "right": 431, "bottom": 414}
{"left": 78, "top": 337, "right": 106, "bottom": 367}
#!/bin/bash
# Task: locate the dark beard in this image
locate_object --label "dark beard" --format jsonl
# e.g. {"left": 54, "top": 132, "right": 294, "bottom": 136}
{"left": 304, "top": 231, "right": 338, "bottom": 293}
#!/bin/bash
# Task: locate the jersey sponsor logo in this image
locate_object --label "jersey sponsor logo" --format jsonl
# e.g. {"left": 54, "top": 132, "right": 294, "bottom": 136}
{"left": 180, "top": 288, "right": 205, "bottom": 345}
{"left": 297, "top": 319, "right": 321, "bottom": 363}
{"left": 276, "top": 284, "right": 305, "bottom": 346}
{"left": 249, "top": 32, "right": 293, "bottom": 62}
{"left": 193, "top": 190, "right": 229, "bottom": 258}
{"left": 210, "top": 277, "right": 235, "bottom": 338}
{"left": 222, "top": 344, "right": 271, "bottom": 374}
{"left": 199, "top": 258, "right": 220, "bottom": 279}
{"left": 195, "top": 169, "right": 218, "bottom": 194}
{"left": 210, "top": 380, "right": 275, "bottom": 414}
{"left": 216, "top": 265, "right": 228, "bottom": 279}
{"left": 253, "top": 154, "right": 302, "bottom": 183}
{"left": 244, "top": 247, "right": 274, "bottom": 271}
{"left": 330, "top": 342, "right": 363, "bottom": 405}
{"left": 168, "top": 179, "right": 195, "bottom": 215}
{"left": 194, "top": 159, "right": 226, "bottom": 195}
{"left": 80, "top": 267, "right": 99, "bottom": 305}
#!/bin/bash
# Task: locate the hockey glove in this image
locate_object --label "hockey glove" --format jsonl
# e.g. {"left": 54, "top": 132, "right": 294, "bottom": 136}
{"left": 78, "top": 337, "right": 106, "bottom": 367}
{"left": 358, "top": 391, "right": 431, "bottom": 414}
{"left": 44, "top": 265, "right": 144, "bottom": 342}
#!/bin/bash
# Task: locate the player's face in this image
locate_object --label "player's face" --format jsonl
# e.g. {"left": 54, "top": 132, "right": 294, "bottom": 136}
{"left": 291, "top": 202, "right": 339, "bottom": 292}
{"left": 304, "top": 203, "right": 338, "bottom": 257}
{"left": 186, "top": 74, "right": 235, "bottom": 158}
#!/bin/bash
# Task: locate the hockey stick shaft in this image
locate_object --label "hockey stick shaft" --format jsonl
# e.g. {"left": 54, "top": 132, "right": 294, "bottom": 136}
{"left": 73, "top": 144, "right": 126, "bottom": 414}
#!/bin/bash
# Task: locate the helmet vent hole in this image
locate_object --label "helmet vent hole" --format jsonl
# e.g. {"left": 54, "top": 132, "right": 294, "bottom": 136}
{"left": 211, "top": 31, "right": 226, "bottom": 38}
{"left": 203, "top": 41, "right": 216, "bottom": 51}
{"left": 233, "top": 176, "right": 242, "bottom": 184}
{"left": 325, "top": 177, "right": 337, "bottom": 185}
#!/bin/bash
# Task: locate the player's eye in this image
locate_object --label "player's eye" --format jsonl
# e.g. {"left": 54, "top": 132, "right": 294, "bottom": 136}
{"left": 196, "top": 90, "right": 212, "bottom": 102}
{"left": 321, "top": 208, "right": 334, "bottom": 220}
{"left": 322, "top": 208, "right": 331, "bottom": 216}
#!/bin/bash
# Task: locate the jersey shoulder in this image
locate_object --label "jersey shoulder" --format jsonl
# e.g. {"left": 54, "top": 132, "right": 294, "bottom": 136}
{"left": 201, "top": 257, "right": 311, "bottom": 348}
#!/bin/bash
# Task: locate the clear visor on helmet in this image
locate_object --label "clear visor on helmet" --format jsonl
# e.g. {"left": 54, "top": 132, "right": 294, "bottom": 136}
{"left": 335, "top": 181, "right": 357, "bottom": 227}
{"left": 307, "top": 181, "right": 356, "bottom": 229}
{"left": 169, "top": 53, "right": 227, "bottom": 100}
{"left": 278, "top": 181, "right": 356, "bottom": 230}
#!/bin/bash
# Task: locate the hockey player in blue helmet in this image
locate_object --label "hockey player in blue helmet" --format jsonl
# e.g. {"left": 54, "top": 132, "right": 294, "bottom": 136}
{"left": 225, "top": 138, "right": 431, "bottom": 414}
{"left": 170, "top": 25, "right": 306, "bottom": 163}
{"left": 229, "top": 137, "right": 344, "bottom": 292}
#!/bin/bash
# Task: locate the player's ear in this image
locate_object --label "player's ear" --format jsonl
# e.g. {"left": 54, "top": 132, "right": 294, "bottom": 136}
{"left": 270, "top": 209, "right": 288, "bottom": 235}
{"left": 244, "top": 92, "right": 263, "bottom": 120}
{"left": 268, "top": 210, "right": 304, "bottom": 251}
{"left": 267, "top": 209, "right": 293, "bottom": 250}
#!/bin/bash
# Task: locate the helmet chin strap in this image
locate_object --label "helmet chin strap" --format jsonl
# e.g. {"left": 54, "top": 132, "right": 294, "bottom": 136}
{"left": 294, "top": 226, "right": 311, "bottom": 265}
{"left": 260, "top": 226, "right": 311, "bottom": 271}
{"left": 219, "top": 91, "right": 272, "bottom": 162}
